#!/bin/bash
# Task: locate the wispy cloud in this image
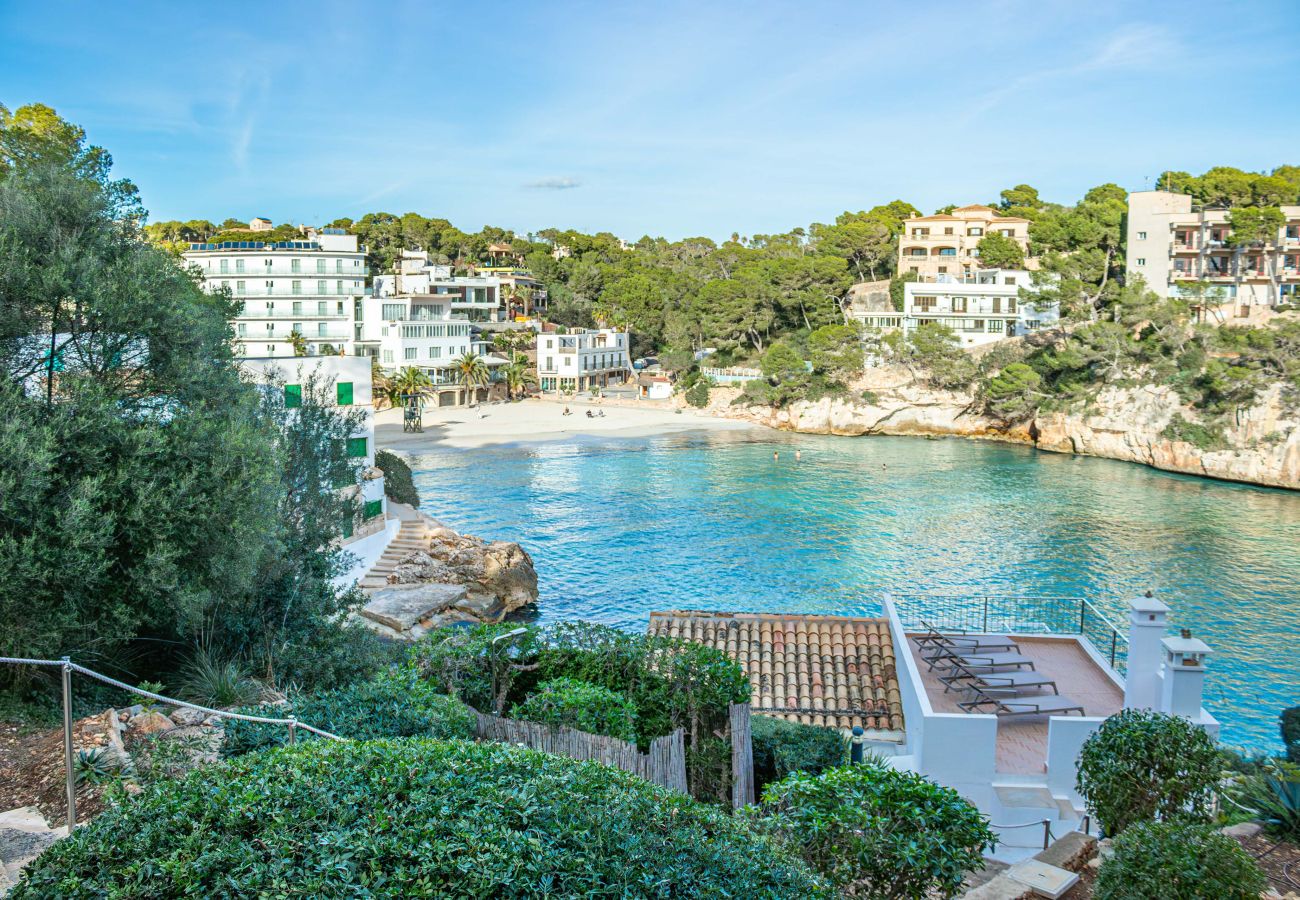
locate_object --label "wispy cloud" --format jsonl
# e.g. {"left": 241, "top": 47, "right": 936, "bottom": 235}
{"left": 525, "top": 176, "right": 582, "bottom": 191}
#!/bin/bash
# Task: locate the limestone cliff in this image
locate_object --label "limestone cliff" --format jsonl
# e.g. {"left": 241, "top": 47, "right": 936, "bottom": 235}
{"left": 710, "top": 367, "right": 1300, "bottom": 491}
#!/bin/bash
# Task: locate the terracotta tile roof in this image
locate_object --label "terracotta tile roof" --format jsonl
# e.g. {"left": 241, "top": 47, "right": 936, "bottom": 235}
{"left": 648, "top": 610, "right": 905, "bottom": 737}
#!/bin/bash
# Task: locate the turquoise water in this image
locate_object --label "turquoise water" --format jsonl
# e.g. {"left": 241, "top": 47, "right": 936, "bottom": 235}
{"left": 411, "top": 430, "right": 1300, "bottom": 751}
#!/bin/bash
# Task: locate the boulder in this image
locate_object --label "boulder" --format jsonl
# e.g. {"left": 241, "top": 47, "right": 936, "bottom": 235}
{"left": 125, "top": 711, "right": 175, "bottom": 737}
{"left": 362, "top": 582, "right": 467, "bottom": 634}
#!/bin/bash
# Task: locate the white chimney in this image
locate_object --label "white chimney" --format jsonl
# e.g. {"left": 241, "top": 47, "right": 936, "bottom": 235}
{"left": 1123, "top": 594, "right": 1169, "bottom": 710}
{"left": 1159, "top": 630, "right": 1213, "bottom": 722}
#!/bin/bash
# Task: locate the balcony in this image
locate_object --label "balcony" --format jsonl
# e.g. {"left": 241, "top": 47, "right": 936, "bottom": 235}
{"left": 235, "top": 310, "right": 350, "bottom": 320}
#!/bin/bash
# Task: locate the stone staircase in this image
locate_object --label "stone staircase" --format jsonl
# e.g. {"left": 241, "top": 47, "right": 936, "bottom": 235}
{"left": 357, "top": 518, "right": 436, "bottom": 591}
{"left": 0, "top": 807, "right": 65, "bottom": 896}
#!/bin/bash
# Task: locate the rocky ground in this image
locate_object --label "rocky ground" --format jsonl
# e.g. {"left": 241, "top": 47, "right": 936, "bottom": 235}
{"left": 357, "top": 510, "right": 539, "bottom": 641}
{"left": 711, "top": 365, "right": 1300, "bottom": 491}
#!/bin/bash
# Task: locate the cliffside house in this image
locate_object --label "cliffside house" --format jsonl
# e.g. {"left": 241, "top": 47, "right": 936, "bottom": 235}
{"left": 897, "top": 205, "right": 1037, "bottom": 281}
{"left": 536, "top": 328, "right": 632, "bottom": 394}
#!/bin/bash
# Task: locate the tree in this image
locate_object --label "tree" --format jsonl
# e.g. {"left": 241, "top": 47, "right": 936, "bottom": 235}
{"left": 1226, "top": 206, "right": 1285, "bottom": 248}
{"left": 975, "top": 232, "right": 1025, "bottom": 269}
{"left": 983, "top": 362, "right": 1045, "bottom": 420}
{"left": 288, "top": 330, "right": 307, "bottom": 357}
{"left": 0, "top": 102, "right": 113, "bottom": 184}
{"left": 383, "top": 366, "right": 432, "bottom": 410}
{"left": 1076, "top": 710, "right": 1221, "bottom": 836}
{"left": 501, "top": 360, "right": 535, "bottom": 400}
{"left": 905, "top": 323, "right": 976, "bottom": 389}
{"left": 759, "top": 763, "right": 996, "bottom": 899}
{"left": 807, "top": 323, "right": 863, "bottom": 380}
{"left": 760, "top": 341, "right": 807, "bottom": 382}
{"left": 452, "top": 352, "right": 489, "bottom": 406}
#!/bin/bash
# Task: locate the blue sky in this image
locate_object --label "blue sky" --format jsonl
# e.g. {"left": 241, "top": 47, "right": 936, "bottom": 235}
{"left": 2, "top": 0, "right": 1298, "bottom": 240}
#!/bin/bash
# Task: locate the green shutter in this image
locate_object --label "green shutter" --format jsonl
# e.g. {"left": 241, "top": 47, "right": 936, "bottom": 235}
{"left": 284, "top": 384, "right": 302, "bottom": 408}
{"left": 364, "top": 499, "right": 383, "bottom": 519}
{"left": 347, "top": 437, "right": 368, "bottom": 458}
{"left": 336, "top": 381, "right": 354, "bottom": 406}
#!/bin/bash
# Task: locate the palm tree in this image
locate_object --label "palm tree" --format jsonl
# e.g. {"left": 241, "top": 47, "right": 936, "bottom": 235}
{"left": 502, "top": 360, "right": 536, "bottom": 400}
{"left": 452, "top": 352, "right": 490, "bottom": 407}
{"left": 288, "top": 330, "right": 307, "bottom": 357}
{"left": 385, "top": 366, "right": 432, "bottom": 410}
{"left": 370, "top": 356, "right": 391, "bottom": 409}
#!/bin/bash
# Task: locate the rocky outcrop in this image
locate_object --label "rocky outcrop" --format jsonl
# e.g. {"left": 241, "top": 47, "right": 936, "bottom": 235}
{"left": 359, "top": 515, "right": 539, "bottom": 640}
{"left": 714, "top": 367, "right": 1300, "bottom": 491}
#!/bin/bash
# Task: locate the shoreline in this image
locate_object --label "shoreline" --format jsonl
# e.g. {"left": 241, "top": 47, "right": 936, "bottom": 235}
{"left": 374, "top": 398, "right": 768, "bottom": 453}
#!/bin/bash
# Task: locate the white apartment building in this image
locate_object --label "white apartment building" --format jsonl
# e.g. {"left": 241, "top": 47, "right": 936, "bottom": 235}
{"left": 1126, "top": 190, "right": 1300, "bottom": 311}
{"left": 897, "top": 205, "right": 1035, "bottom": 281}
{"left": 536, "top": 329, "right": 631, "bottom": 393}
{"left": 899, "top": 270, "right": 1058, "bottom": 347}
{"left": 357, "top": 251, "right": 508, "bottom": 405}
{"left": 239, "top": 355, "right": 387, "bottom": 544}
{"left": 183, "top": 228, "right": 366, "bottom": 358}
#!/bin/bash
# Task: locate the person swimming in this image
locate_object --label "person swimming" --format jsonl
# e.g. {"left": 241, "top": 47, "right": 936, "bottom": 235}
{"left": 796, "top": 449, "right": 802, "bottom": 461}
{"left": 774, "top": 451, "right": 779, "bottom": 461}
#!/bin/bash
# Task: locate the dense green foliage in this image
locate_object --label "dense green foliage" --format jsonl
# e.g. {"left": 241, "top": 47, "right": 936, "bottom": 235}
{"left": 374, "top": 449, "right": 420, "bottom": 507}
{"left": 1283, "top": 706, "right": 1300, "bottom": 765}
{"left": 13, "top": 738, "right": 827, "bottom": 899}
{"left": 0, "top": 102, "right": 391, "bottom": 702}
{"left": 758, "top": 762, "right": 996, "bottom": 899}
{"left": 1093, "top": 820, "right": 1266, "bottom": 900}
{"left": 513, "top": 676, "right": 638, "bottom": 742}
{"left": 222, "top": 671, "right": 474, "bottom": 756}
{"left": 407, "top": 621, "right": 750, "bottom": 801}
{"left": 750, "top": 715, "right": 847, "bottom": 795}
{"left": 1076, "top": 710, "right": 1221, "bottom": 836}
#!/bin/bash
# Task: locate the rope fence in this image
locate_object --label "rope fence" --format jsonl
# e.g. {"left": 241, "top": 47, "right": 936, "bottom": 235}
{"left": 0, "top": 655, "right": 344, "bottom": 830}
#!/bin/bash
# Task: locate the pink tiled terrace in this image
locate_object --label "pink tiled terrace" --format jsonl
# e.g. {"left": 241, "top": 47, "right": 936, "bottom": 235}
{"left": 907, "top": 635, "right": 1123, "bottom": 775}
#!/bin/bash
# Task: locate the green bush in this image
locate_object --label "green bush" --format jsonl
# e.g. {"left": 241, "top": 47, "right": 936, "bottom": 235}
{"left": 1094, "top": 820, "right": 1265, "bottom": 900}
{"left": 1162, "top": 413, "right": 1228, "bottom": 451}
{"left": 1282, "top": 705, "right": 1300, "bottom": 764}
{"left": 750, "top": 715, "right": 847, "bottom": 795}
{"left": 1076, "top": 709, "right": 1221, "bottom": 836}
{"left": 512, "top": 677, "right": 638, "bottom": 742}
{"left": 222, "top": 671, "right": 474, "bottom": 756}
{"left": 684, "top": 378, "right": 710, "bottom": 408}
{"left": 13, "top": 739, "right": 829, "bottom": 898}
{"left": 758, "top": 762, "right": 996, "bottom": 898}
{"left": 375, "top": 449, "right": 419, "bottom": 508}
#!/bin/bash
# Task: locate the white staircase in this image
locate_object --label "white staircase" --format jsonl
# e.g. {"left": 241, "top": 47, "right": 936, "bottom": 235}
{"left": 989, "top": 778, "right": 1086, "bottom": 851}
{"left": 357, "top": 518, "right": 436, "bottom": 591}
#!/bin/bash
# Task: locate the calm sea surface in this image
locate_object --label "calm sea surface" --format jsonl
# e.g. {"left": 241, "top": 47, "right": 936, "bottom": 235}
{"left": 410, "top": 430, "right": 1300, "bottom": 751}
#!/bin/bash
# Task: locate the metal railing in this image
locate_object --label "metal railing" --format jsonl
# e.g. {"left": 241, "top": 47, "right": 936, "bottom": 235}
{"left": 891, "top": 595, "right": 1128, "bottom": 673}
{"left": 0, "top": 656, "right": 344, "bottom": 831}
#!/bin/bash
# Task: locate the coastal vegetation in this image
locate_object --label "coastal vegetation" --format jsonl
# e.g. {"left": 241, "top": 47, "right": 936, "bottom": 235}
{"left": 1093, "top": 820, "right": 1266, "bottom": 900}
{"left": 374, "top": 449, "right": 420, "bottom": 507}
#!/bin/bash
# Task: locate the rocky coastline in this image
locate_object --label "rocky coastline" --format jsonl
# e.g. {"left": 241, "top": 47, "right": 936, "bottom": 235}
{"left": 707, "top": 367, "right": 1300, "bottom": 491}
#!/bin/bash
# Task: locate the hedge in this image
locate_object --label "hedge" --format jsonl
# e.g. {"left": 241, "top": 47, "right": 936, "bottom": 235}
{"left": 374, "top": 449, "right": 419, "bottom": 508}
{"left": 12, "top": 739, "right": 829, "bottom": 898}
{"left": 750, "top": 714, "right": 848, "bottom": 795}
{"left": 222, "top": 672, "right": 474, "bottom": 756}
{"left": 512, "top": 677, "right": 638, "bottom": 742}
{"left": 1094, "top": 820, "right": 1265, "bottom": 900}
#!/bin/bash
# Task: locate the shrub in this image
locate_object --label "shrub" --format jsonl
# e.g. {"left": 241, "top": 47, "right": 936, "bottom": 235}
{"left": 13, "top": 739, "right": 829, "bottom": 898}
{"left": 751, "top": 715, "right": 847, "bottom": 795}
{"left": 758, "top": 762, "right": 995, "bottom": 899}
{"left": 1162, "top": 413, "right": 1228, "bottom": 451}
{"left": 375, "top": 449, "right": 419, "bottom": 508}
{"left": 1093, "top": 820, "right": 1265, "bottom": 900}
{"left": 1076, "top": 709, "right": 1221, "bottom": 836}
{"left": 684, "top": 378, "right": 710, "bottom": 408}
{"left": 175, "top": 648, "right": 261, "bottom": 708}
{"left": 1282, "top": 705, "right": 1300, "bottom": 764}
{"left": 1235, "top": 760, "right": 1300, "bottom": 839}
{"left": 512, "top": 677, "right": 638, "bottom": 742}
{"left": 222, "top": 671, "right": 474, "bottom": 756}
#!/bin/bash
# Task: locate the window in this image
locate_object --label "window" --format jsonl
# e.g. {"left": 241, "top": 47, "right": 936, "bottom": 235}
{"left": 991, "top": 298, "right": 1002, "bottom": 313}
{"left": 429, "top": 346, "right": 441, "bottom": 358}
{"left": 265, "top": 280, "right": 274, "bottom": 292}
{"left": 938, "top": 248, "right": 957, "bottom": 256}
{"left": 267, "top": 344, "right": 275, "bottom": 355}
{"left": 1137, "top": 231, "right": 1147, "bottom": 240}
{"left": 265, "top": 322, "right": 274, "bottom": 332}
{"left": 292, "top": 280, "right": 302, "bottom": 294}
{"left": 236, "top": 280, "right": 245, "bottom": 292}
{"left": 382, "top": 350, "right": 395, "bottom": 364}
{"left": 220, "top": 280, "right": 229, "bottom": 291}
{"left": 293, "top": 322, "right": 303, "bottom": 335}
{"left": 1004, "top": 277, "right": 1016, "bottom": 286}
{"left": 337, "top": 302, "right": 344, "bottom": 315}
{"left": 968, "top": 227, "right": 983, "bottom": 237}
{"left": 219, "top": 259, "right": 229, "bottom": 273}
{"left": 1136, "top": 258, "right": 1146, "bottom": 266}
{"left": 267, "top": 301, "right": 275, "bottom": 313}
{"left": 914, "top": 296, "right": 937, "bottom": 312}
{"left": 988, "top": 320, "right": 1005, "bottom": 333}
{"left": 405, "top": 347, "right": 417, "bottom": 360}
{"left": 337, "top": 382, "right": 353, "bottom": 405}
{"left": 316, "top": 259, "right": 326, "bottom": 273}
{"left": 237, "top": 323, "right": 247, "bottom": 335}
{"left": 545, "top": 356, "right": 554, "bottom": 370}
{"left": 363, "top": 499, "right": 383, "bottom": 519}
{"left": 293, "top": 301, "right": 303, "bottom": 315}
{"left": 938, "top": 266, "right": 948, "bottom": 273}
{"left": 908, "top": 248, "right": 927, "bottom": 257}
{"left": 284, "top": 384, "right": 302, "bottom": 408}
{"left": 291, "top": 259, "right": 302, "bottom": 273}
{"left": 911, "top": 228, "right": 929, "bottom": 237}
{"left": 346, "top": 437, "right": 368, "bottom": 458}
{"left": 236, "top": 259, "right": 245, "bottom": 273}
{"left": 952, "top": 298, "right": 967, "bottom": 312}
{"left": 336, "top": 280, "right": 344, "bottom": 294}
{"left": 1008, "top": 298, "right": 1018, "bottom": 313}
{"left": 944, "top": 227, "right": 954, "bottom": 235}
{"left": 336, "top": 259, "right": 344, "bottom": 273}
{"left": 317, "top": 323, "right": 328, "bottom": 337}
{"left": 318, "top": 280, "right": 327, "bottom": 295}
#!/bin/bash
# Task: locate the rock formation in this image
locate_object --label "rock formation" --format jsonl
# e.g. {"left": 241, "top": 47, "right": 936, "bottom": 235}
{"left": 712, "top": 366, "right": 1300, "bottom": 491}
{"left": 359, "top": 514, "right": 539, "bottom": 641}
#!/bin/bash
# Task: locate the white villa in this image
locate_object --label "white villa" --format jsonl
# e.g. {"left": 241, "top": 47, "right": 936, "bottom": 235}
{"left": 238, "top": 355, "right": 391, "bottom": 557}
{"left": 536, "top": 329, "right": 632, "bottom": 393}
{"left": 901, "top": 270, "right": 1057, "bottom": 347}
{"left": 183, "top": 228, "right": 367, "bottom": 358}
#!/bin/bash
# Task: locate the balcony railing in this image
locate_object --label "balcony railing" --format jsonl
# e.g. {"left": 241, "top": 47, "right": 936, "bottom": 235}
{"left": 890, "top": 594, "right": 1128, "bottom": 673}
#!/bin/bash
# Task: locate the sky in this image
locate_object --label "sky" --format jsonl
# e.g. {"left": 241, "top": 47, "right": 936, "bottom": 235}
{"left": 2, "top": 0, "right": 1298, "bottom": 241}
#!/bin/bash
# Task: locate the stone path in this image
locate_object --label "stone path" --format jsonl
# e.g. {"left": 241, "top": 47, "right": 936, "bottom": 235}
{"left": 0, "top": 807, "right": 65, "bottom": 896}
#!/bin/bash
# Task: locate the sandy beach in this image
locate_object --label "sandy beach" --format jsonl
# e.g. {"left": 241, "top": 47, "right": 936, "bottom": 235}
{"left": 374, "top": 397, "right": 766, "bottom": 452}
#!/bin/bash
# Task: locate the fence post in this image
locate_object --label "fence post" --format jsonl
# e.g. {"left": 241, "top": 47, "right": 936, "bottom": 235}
{"left": 1079, "top": 600, "right": 1087, "bottom": 635}
{"left": 729, "top": 703, "right": 754, "bottom": 810}
{"left": 1109, "top": 631, "right": 1117, "bottom": 668}
{"left": 287, "top": 717, "right": 297, "bottom": 746}
{"left": 1042, "top": 819, "right": 1052, "bottom": 850}
{"left": 61, "top": 656, "right": 76, "bottom": 831}
{"left": 982, "top": 597, "right": 989, "bottom": 634}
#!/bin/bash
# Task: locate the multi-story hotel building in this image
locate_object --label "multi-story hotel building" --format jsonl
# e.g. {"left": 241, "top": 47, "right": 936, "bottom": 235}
{"left": 183, "top": 228, "right": 366, "bottom": 357}
{"left": 536, "top": 329, "right": 631, "bottom": 393}
{"left": 897, "top": 205, "right": 1035, "bottom": 281}
{"left": 1126, "top": 190, "right": 1300, "bottom": 311}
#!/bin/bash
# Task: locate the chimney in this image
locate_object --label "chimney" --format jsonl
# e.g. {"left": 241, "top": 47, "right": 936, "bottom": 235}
{"left": 1159, "top": 631, "right": 1213, "bottom": 722}
{"left": 1122, "top": 592, "right": 1170, "bottom": 710}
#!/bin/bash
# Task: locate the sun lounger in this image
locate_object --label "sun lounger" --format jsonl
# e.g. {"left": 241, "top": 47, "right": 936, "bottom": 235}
{"left": 924, "top": 646, "right": 1036, "bottom": 673}
{"left": 961, "top": 689, "right": 1085, "bottom": 718}
{"left": 939, "top": 661, "right": 1059, "bottom": 694}
{"left": 915, "top": 622, "right": 1019, "bottom": 653}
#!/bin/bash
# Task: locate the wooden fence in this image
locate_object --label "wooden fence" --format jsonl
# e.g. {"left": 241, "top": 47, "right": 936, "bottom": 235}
{"left": 729, "top": 702, "right": 754, "bottom": 809}
{"left": 473, "top": 710, "right": 688, "bottom": 794}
